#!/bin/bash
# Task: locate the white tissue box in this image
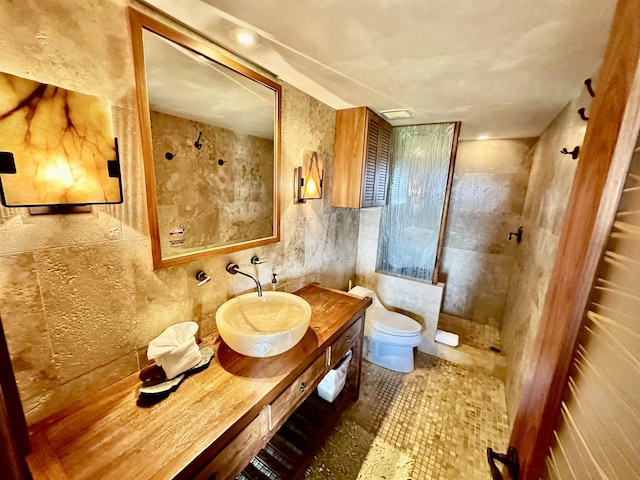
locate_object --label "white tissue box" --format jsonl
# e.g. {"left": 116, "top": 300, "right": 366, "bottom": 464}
{"left": 317, "top": 350, "right": 352, "bottom": 403}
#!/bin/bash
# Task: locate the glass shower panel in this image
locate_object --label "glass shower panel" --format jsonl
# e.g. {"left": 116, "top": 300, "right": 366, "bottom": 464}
{"left": 376, "top": 123, "right": 456, "bottom": 282}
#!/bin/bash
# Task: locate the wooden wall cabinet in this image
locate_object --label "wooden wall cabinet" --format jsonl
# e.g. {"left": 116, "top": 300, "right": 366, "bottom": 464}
{"left": 332, "top": 107, "right": 392, "bottom": 208}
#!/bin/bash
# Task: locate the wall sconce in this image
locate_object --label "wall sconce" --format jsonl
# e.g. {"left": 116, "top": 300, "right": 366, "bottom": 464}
{"left": 0, "top": 71, "right": 123, "bottom": 213}
{"left": 295, "top": 149, "right": 323, "bottom": 203}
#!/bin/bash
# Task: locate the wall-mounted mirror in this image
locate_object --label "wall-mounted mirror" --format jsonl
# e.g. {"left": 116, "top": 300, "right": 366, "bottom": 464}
{"left": 129, "top": 9, "right": 281, "bottom": 269}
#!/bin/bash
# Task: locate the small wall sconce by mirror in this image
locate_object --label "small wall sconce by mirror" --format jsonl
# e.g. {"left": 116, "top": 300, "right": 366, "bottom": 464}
{"left": 0, "top": 71, "right": 123, "bottom": 213}
{"left": 295, "top": 149, "right": 323, "bottom": 203}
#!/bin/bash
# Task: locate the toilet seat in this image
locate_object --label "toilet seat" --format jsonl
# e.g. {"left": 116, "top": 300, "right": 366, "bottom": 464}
{"left": 367, "top": 307, "right": 422, "bottom": 336}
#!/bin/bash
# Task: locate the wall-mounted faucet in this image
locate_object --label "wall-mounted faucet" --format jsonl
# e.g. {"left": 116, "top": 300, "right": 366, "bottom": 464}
{"left": 226, "top": 263, "right": 262, "bottom": 297}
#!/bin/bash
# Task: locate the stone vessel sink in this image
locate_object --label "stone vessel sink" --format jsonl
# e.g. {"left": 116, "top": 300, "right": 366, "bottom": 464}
{"left": 216, "top": 291, "right": 312, "bottom": 357}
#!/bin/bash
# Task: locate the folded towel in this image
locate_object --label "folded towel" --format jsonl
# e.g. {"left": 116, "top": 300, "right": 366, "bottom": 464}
{"left": 147, "top": 322, "right": 201, "bottom": 380}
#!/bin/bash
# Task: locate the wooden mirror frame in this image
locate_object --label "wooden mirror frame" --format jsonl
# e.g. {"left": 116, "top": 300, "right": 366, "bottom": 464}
{"left": 128, "top": 8, "right": 281, "bottom": 269}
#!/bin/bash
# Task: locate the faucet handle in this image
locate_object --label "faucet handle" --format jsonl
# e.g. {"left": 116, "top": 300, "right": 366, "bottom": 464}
{"left": 250, "top": 255, "right": 267, "bottom": 265}
{"left": 195, "top": 271, "right": 211, "bottom": 286}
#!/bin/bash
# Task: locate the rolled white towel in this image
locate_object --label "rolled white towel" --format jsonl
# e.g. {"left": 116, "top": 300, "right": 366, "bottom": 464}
{"left": 147, "top": 321, "right": 201, "bottom": 379}
{"left": 348, "top": 286, "right": 375, "bottom": 299}
{"left": 435, "top": 329, "right": 459, "bottom": 347}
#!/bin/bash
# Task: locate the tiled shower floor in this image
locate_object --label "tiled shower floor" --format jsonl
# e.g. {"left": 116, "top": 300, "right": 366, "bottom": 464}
{"left": 305, "top": 352, "right": 510, "bottom": 479}
{"left": 437, "top": 313, "right": 502, "bottom": 352}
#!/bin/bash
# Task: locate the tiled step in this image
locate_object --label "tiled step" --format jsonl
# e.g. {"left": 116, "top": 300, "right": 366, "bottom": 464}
{"left": 433, "top": 341, "right": 506, "bottom": 379}
{"left": 427, "top": 313, "right": 506, "bottom": 378}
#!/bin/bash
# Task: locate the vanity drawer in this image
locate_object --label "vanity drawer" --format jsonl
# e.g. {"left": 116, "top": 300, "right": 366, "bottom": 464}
{"left": 194, "top": 407, "right": 269, "bottom": 480}
{"left": 330, "top": 316, "right": 362, "bottom": 366}
{"left": 268, "top": 354, "right": 327, "bottom": 431}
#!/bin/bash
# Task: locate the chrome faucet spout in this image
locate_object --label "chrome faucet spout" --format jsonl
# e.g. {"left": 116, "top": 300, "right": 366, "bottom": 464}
{"left": 226, "top": 263, "right": 263, "bottom": 297}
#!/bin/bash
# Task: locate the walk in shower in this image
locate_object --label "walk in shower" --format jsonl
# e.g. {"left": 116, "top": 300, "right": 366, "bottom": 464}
{"left": 376, "top": 123, "right": 458, "bottom": 283}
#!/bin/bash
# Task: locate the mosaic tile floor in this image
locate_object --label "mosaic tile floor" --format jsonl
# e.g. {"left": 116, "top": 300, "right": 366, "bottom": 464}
{"left": 437, "top": 314, "right": 502, "bottom": 352}
{"left": 305, "top": 352, "right": 510, "bottom": 480}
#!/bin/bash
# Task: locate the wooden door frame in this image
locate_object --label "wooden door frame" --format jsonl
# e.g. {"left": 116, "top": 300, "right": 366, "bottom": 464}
{"left": 508, "top": 0, "right": 640, "bottom": 478}
{"left": 0, "top": 317, "right": 31, "bottom": 479}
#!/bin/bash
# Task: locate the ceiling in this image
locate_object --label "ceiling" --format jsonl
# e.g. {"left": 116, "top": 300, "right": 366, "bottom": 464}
{"left": 142, "top": 0, "right": 617, "bottom": 140}
{"left": 143, "top": 30, "right": 275, "bottom": 139}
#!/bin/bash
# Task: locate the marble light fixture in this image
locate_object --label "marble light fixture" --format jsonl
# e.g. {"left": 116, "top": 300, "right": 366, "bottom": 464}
{"left": 0, "top": 72, "right": 123, "bottom": 211}
{"left": 296, "top": 149, "right": 323, "bottom": 203}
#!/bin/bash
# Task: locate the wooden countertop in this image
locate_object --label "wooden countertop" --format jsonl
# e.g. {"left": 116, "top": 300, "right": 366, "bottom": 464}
{"left": 25, "top": 284, "right": 370, "bottom": 480}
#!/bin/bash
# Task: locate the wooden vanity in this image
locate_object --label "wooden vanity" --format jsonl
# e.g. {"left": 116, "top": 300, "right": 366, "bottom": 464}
{"left": 25, "top": 284, "right": 370, "bottom": 480}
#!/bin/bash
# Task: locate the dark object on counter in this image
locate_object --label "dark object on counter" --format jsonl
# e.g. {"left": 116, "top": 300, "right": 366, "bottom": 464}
{"left": 137, "top": 346, "right": 214, "bottom": 407}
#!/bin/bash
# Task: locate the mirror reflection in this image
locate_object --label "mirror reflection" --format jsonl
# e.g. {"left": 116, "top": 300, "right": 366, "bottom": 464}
{"left": 131, "top": 11, "right": 281, "bottom": 268}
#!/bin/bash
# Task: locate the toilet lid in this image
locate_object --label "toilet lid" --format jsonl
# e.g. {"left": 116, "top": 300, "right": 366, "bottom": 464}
{"left": 367, "top": 307, "right": 422, "bottom": 336}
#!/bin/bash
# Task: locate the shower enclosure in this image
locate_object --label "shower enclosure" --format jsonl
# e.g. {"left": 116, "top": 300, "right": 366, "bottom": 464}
{"left": 376, "top": 122, "right": 459, "bottom": 283}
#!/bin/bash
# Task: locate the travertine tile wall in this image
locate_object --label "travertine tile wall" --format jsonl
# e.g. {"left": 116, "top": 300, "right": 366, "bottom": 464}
{"left": 355, "top": 140, "right": 534, "bottom": 352}
{"left": 0, "top": 0, "right": 359, "bottom": 424}
{"left": 501, "top": 86, "right": 592, "bottom": 424}
{"left": 440, "top": 139, "right": 534, "bottom": 327}
{"left": 150, "top": 111, "right": 274, "bottom": 254}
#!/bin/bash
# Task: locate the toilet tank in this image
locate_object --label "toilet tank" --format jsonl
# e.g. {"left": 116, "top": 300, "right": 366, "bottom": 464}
{"left": 348, "top": 286, "right": 382, "bottom": 308}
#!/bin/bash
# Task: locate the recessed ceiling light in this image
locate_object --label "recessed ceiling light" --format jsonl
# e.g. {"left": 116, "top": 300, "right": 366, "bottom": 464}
{"left": 228, "top": 28, "right": 260, "bottom": 46}
{"left": 477, "top": 134, "right": 490, "bottom": 140}
{"left": 380, "top": 109, "right": 413, "bottom": 120}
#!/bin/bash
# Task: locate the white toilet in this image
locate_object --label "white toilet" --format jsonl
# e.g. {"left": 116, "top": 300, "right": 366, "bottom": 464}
{"left": 349, "top": 286, "right": 422, "bottom": 373}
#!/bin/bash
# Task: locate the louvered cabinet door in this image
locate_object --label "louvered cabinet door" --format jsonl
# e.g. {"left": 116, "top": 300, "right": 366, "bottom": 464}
{"left": 374, "top": 121, "right": 392, "bottom": 207}
{"left": 361, "top": 112, "right": 380, "bottom": 207}
{"left": 332, "top": 106, "right": 392, "bottom": 209}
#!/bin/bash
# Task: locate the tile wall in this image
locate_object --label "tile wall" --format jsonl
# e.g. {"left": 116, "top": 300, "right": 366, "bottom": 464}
{"left": 440, "top": 139, "right": 534, "bottom": 327}
{"left": 501, "top": 85, "right": 592, "bottom": 423}
{"left": 0, "top": 0, "right": 359, "bottom": 424}
{"left": 356, "top": 139, "right": 533, "bottom": 353}
{"left": 150, "top": 110, "right": 274, "bottom": 254}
